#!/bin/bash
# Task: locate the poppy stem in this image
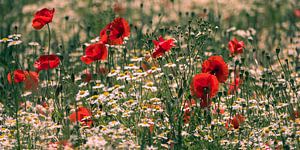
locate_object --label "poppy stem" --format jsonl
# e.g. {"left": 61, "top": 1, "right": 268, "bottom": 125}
{"left": 229, "top": 62, "right": 237, "bottom": 123}
{"left": 46, "top": 23, "right": 52, "bottom": 96}
{"left": 47, "top": 24, "right": 51, "bottom": 55}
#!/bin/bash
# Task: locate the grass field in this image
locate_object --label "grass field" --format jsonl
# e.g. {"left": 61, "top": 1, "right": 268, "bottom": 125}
{"left": 0, "top": 0, "right": 299, "bottom": 149}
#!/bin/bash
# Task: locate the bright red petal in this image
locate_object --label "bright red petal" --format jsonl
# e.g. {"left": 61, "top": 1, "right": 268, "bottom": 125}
{"left": 80, "top": 56, "right": 94, "bottom": 65}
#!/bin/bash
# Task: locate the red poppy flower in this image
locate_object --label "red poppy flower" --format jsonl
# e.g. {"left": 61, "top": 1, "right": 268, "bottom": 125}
{"left": 202, "top": 56, "right": 229, "bottom": 83}
{"left": 32, "top": 8, "right": 55, "bottom": 30}
{"left": 226, "top": 114, "right": 245, "bottom": 129}
{"left": 7, "top": 70, "right": 39, "bottom": 91}
{"left": 34, "top": 54, "right": 60, "bottom": 71}
{"left": 228, "top": 38, "right": 244, "bottom": 55}
{"left": 82, "top": 70, "right": 92, "bottom": 82}
{"left": 152, "top": 36, "right": 175, "bottom": 58}
{"left": 81, "top": 42, "right": 108, "bottom": 65}
{"left": 228, "top": 77, "right": 242, "bottom": 95}
{"left": 69, "top": 107, "right": 92, "bottom": 127}
{"left": 100, "top": 17, "right": 130, "bottom": 45}
{"left": 7, "top": 70, "right": 26, "bottom": 84}
{"left": 231, "top": 114, "right": 245, "bottom": 129}
{"left": 294, "top": 9, "right": 300, "bottom": 18}
{"left": 80, "top": 55, "right": 94, "bottom": 65}
{"left": 294, "top": 111, "right": 299, "bottom": 118}
{"left": 149, "top": 121, "right": 154, "bottom": 133}
{"left": 290, "top": 111, "right": 299, "bottom": 120}
{"left": 190, "top": 73, "right": 219, "bottom": 107}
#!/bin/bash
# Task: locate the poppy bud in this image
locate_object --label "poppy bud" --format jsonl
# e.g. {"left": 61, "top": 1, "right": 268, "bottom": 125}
{"left": 87, "top": 26, "right": 91, "bottom": 32}
{"left": 168, "top": 74, "right": 173, "bottom": 80}
{"left": 191, "top": 12, "right": 195, "bottom": 17}
{"left": 241, "top": 57, "right": 245, "bottom": 63}
{"left": 71, "top": 73, "right": 75, "bottom": 83}
{"left": 178, "top": 11, "right": 182, "bottom": 17}
{"left": 276, "top": 48, "right": 280, "bottom": 54}
{"left": 246, "top": 70, "right": 251, "bottom": 76}
{"left": 14, "top": 26, "right": 18, "bottom": 34}
{"left": 99, "top": 104, "right": 103, "bottom": 110}
{"left": 235, "top": 60, "right": 239, "bottom": 65}
{"left": 290, "top": 79, "right": 294, "bottom": 84}
{"left": 65, "top": 16, "right": 69, "bottom": 21}
{"left": 218, "top": 92, "right": 222, "bottom": 97}
{"left": 239, "top": 73, "right": 243, "bottom": 78}
{"left": 185, "top": 12, "right": 189, "bottom": 16}
{"left": 159, "top": 28, "right": 164, "bottom": 33}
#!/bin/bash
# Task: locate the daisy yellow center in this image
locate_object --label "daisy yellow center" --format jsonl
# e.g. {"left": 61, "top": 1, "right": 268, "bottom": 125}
{"left": 142, "top": 105, "right": 147, "bottom": 110}
{"left": 103, "top": 92, "right": 109, "bottom": 96}
{"left": 92, "top": 95, "right": 99, "bottom": 99}
{"left": 119, "top": 73, "right": 125, "bottom": 77}
{"left": 146, "top": 82, "right": 153, "bottom": 86}
{"left": 151, "top": 67, "right": 157, "bottom": 70}
{"left": 155, "top": 106, "right": 160, "bottom": 110}
{"left": 128, "top": 99, "right": 134, "bottom": 104}
{"left": 2, "top": 38, "right": 9, "bottom": 41}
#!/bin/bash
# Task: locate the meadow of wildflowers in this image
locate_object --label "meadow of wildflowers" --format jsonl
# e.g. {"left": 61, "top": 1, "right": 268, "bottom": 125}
{"left": 0, "top": 0, "right": 299, "bottom": 149}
